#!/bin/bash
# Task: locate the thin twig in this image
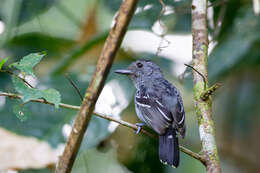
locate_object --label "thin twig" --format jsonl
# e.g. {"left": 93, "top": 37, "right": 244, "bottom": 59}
{"left": 184, "top": 63, "right": 207, "bottom": 89}
{"left": 156, "top": 36, "right": 171, "bottom": 57}
{"left": 179, "top": 146, "right": 206, "bottom": 165}
{"left": 155, "top": 0, "right": 171, "bottom": 57}
{"left": 158, "top": 0, "right": 166, "bottom": 21}
{"left": 0, "top": 91, "right": 206, "bottom": 165}
{"left": 65, "top": 73, "right": 83, "bottom": 101}
{"left": 0, "top": 69, "right": 34, "bottom": 88}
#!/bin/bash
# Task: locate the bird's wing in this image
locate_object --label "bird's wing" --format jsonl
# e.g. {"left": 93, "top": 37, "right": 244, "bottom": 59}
{"left": 135, "top": 92, "right": 173, "bottom": 135}
{"left": 162, "top": 81, "right": 186, "bottom": 138}
{"left": 172, "top": 93, "right": 186, "bottom": 138}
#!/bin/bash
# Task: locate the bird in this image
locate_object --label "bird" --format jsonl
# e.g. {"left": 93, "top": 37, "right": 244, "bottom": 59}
{"left": 115, "top": 59, "right": 186, "bottom": 168}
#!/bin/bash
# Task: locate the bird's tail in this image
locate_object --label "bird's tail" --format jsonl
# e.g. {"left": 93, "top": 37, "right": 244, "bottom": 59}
{"left": 159, "top": 128, "right": 179, "bottom": 168}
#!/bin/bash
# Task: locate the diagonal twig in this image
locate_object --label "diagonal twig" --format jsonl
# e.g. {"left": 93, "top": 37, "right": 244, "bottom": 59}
{"left": 65, "top": 73, "right": 83, "bottom": 101}
{"left": 184, "top": 63, "right": 207, "bottom": 90}
{"left": 55, "top": 0, "right": 139, "bottom": 173}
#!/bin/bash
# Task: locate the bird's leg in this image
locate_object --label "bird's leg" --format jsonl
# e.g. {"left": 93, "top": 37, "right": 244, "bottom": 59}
{"left": 135, "top": 122, "right": 145, "bottom": 134}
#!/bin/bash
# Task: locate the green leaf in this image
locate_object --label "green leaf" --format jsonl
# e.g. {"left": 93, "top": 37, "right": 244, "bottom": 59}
{"left": 41, "top": 88, "right": 61, "bottom": 108}
{"left": 0, "top": 57, "right": 9, "bottom": 70}
{"left": 13, "top": 104, "right": 31, "bottom": 122}
{"left": 10, "top": 52, "right": 45, "bottom": 77}
{"left": 12, "top": 76, "right": 61, "bottom": 108}
{"left": 12, "top": 76, "right": 42, "bottom": 102}
{"left": 0, "top": 75, "right": 92, "bottom": 147}
{"left": 4, "top": 73, "right": 134, "bottom": 148}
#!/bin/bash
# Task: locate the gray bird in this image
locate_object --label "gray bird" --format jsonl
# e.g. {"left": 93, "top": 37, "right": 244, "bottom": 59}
{"left": 115, "top": 60, "right": 186, "bottom": 168}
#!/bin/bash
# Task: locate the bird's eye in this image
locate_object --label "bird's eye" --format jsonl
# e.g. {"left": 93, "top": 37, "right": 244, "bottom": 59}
{"left": 137, "top": 62, "right": 143, "bottom": 68}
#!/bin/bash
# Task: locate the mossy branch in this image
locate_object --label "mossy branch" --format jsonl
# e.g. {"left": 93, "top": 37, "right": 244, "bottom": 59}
{"left": 191, "top": 0, "right": 222, "bottom": 172}
{"left": 200, "top": 83, "right": 221, "bottom": 101}
{"left": 183, "top": 65, "right": 221, "bottom": 100}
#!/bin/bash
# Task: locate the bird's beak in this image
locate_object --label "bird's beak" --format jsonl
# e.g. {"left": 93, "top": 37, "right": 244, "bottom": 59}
{"left": 114, "top": 69, "right": 133, "bottom": 75}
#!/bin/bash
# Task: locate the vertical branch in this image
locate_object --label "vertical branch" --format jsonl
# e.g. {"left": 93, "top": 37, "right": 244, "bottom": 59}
{"left": 55, "top": 0, "right": 139, "bottom": 173}
{"left": 191, "top": 0, "right": 222, "bottom": 173}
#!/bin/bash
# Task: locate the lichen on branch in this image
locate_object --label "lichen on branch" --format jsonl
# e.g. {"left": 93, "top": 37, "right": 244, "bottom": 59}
{"left": 191, "top": 0, "right": 222, "bottom": 172}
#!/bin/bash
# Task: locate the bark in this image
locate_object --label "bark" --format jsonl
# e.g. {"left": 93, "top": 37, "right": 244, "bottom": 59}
{"left": 191, "top": 0, "right": 222, "bottom": 173}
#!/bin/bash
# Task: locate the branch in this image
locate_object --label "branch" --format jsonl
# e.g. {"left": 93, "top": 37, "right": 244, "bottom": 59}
{"left": 184, "top": 63, "right": 207, "bottom": 89}
{"left": 65, "top": 73, "right": 83, "bottom": 101}
{"left": 0, "top": 91, "right": 206, "bottom": 164}
{"left": 0, "top": 69, "right": 34, "bottom": 88}
{"left": 191, "top": 0, "right": 222, "bottom": 173}
{"left": 200, "top": 83, "right": 221, "bottom": 101}
{"left": 55, "top": 0, "right": 139, "bottom": 173}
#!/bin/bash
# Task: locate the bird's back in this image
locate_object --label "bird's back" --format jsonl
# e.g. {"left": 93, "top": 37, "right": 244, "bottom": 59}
{"left": 135, "top": 78, "right": 185, "bottom": 137}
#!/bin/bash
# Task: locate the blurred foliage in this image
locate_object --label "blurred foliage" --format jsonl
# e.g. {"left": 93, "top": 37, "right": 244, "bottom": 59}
{"left": 209, "top": 7, "right": 260, "bottom": 81}
{"left": 15, "top": 0, "right": 56, "bottom": 25}
{"left": 0, "top": 57, "right": 8, "bottom": 70}
{"left": 125, "top": 135, "right": 163, "bottom": 172}
{"left": 104, "top": 0, "right": 191, "bottom": 31}
{"left": 13, "top": 103, "right": 31, "bottom": 122}
{"left": 71, "top": 148, "right": 128, "bottom": 173}
{"left": 20, "top": 168, "right": 52, "bottom": 173}
{"left": 0, "top": 0, "right": 260, "bottom": 172}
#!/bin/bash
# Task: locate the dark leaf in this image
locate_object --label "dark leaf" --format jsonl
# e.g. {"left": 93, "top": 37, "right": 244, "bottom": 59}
{"left": 0, "top": 57, "right": 9, "bottom": 70}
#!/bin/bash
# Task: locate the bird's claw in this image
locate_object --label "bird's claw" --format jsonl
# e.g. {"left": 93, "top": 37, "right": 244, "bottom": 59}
{"left": 135, "top": 123, "right": 145, "bottom": 134}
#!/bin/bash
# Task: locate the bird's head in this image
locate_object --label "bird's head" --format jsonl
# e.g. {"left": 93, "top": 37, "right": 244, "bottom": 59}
{"left": 115, "top": 60, "right": 163, "bottom": 89}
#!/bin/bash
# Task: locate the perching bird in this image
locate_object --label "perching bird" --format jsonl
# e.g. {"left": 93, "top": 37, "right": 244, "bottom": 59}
{"left": 115, "top": 60, "right": 185, "bottom": 168}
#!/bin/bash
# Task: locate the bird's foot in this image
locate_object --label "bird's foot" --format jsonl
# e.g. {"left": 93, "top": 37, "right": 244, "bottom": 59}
{"left": 135, "top": 123, "right": 145, "bottom": 134}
